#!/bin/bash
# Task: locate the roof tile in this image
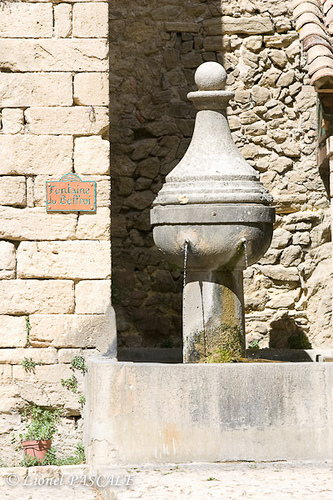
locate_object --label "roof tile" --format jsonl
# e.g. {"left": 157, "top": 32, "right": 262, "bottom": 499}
{"left": 310, "top": 67, "right": 333, "bottom": 87}
{"left": 307, "top": 44, "right": 333, "bottom": 62}
{"left": 293, "top": 2, "right": 323, "bottom": 19}
{"left": 308, "top": 55, "right": 333, "bottom": 74}
{"left": 299, "top": 22, "right": 331, "bottom": 41}
{"left": 296, "top": 13, "right": 324, "bottom": 30}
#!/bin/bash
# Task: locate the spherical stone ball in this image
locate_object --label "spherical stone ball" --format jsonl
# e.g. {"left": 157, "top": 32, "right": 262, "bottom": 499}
{"left": 194, "top": 62, "right": 227, "bottom": 91}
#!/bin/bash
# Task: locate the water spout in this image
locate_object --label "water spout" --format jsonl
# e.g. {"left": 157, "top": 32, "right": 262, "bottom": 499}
{"left": 183, "top": 239, "right": 190, "bottom": 291}
{"left": 240, "top": 237, "right": 248, "bottom": 269}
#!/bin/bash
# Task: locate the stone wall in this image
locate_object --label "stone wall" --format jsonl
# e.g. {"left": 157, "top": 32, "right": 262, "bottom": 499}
{"left": 0, "top": 0, "right": 113, "bottom": 464}
{"left": 111, "top": 0, "right": 332, "bottom": 351}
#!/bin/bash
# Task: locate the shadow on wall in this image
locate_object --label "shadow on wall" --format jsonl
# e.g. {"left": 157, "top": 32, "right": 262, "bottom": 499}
{"left": 269, "top": 313, "right": 312, "bottom": 349}
{"left": 110, "top": 0, "right": 225, "bottom": 351}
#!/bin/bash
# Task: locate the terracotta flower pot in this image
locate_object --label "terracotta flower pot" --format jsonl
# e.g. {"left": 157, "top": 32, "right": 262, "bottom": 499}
{"left": 22, "top": 440, "right": 51, "bottom": 461}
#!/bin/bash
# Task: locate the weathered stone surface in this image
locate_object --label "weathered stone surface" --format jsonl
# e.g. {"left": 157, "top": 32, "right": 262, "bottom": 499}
{"left": 276, "top": 70, "right": 295, "bottom": 87}
{"left": 74, "top": 136, "right": 110, "bottom": 174}
{"left": 2, "top": 109, "right": 24, "bottom": 134}
{"left": 73, "top": 3, "right": 109, "bottom": 38}
{"left": 203, "top": 36, "right": 224, "bottom": 52}
{"left": 0, "top": 207, "right": 76, "bottom": 240}
{"left": 0, "top": 136, "right": 72, "bottom": 175}
{"left": 0, "top": 242, "right": 16, "bottom": 280}
{"left": 280, "top": 245, "right": 303, "bottom": 267}
{"left": 0, "top": 3, "right": 52, "bottom": 38}
{"left": 75, "top": 280, "right": 111, "bottom": 314}
{"left": 204, "top": 16, "right": 274, "bottom": 35}
{"left": 17, "top": 241, "right": 111, "bottom": 279}
{"left": 54, "top": 4, "right": 72, "bottom": 38}
{"left": 260, "top": 265, "right": 300, "bottom": 283}
{"left": 0, "top": 39, "right": 108, "bottom": 72}
{"left": 0, "top": 73, "right": 72, "bottom": 107}
{"left": 86, "top": 360, "right": 333, "bottom": 464}
{"left": 293, "top": 232, "right": 311, "bottom": 246}
{"left": 30, "top": 313, "right": 114, "bottom": 350}
{"left": 266, "top": 292, "right": 296, "bottom": 309}
{"left": 76, "top": 208, "right": 111, "bottom": 240}
{"left": 0, "top": 316, "right": 26, "bottom": 347}
{"left": 269, "top": 49, "right": 288, "bottom": 68}
{"left": 0, "top": 386, "right": 21, "bottom": 414}
{"left": 165, "top": 22, "right": 199, "bottom": 32}
{"left": 0, "top": 365, "right": 12, "bottom": 383}
{"left": 0, "top": 347, "right": 57, "bottom": 365}
{"left": 11, "top": 365, "right": 83, "bottom": 413}
{"left": 243, "top": 36, "right": 263, "bottom": 52}
{"left": 74, "top": 73, "right": 109, "bottom": 106}
{"left": 0, "top": 280, "right": 74, "bottom": 314}
{"left": 25, "top": 107, "right": 108, "bottom": 135}
{"left": 0, "top": 177, "right": 26, "bottom": 207}
{"left": 58, "top": 348, "right": 98, "bottom": 364}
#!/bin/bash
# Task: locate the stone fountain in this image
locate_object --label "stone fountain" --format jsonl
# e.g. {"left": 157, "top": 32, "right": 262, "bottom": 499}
{"left": 151, "top": 61, "right": 275, "bottom": 362}
{"left": 85, "top": 62, "right": 333, "bottom": 470}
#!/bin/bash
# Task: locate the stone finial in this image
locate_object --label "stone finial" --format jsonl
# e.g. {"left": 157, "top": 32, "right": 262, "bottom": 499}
{"left": 188, "top": 61, "right": 234, "bottom": 110}
{"left": 194, "top": 61, "right": 227, "bottom": 91}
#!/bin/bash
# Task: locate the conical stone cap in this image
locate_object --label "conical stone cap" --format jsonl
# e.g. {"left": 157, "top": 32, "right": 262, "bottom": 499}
{"left": 152, "top": 61, "right": 272, "bottom": 207}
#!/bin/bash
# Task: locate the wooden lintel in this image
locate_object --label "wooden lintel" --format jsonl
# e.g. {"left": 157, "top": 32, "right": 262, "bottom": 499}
{"left": 316, "top": 88, "right": 333, "bottom": 93}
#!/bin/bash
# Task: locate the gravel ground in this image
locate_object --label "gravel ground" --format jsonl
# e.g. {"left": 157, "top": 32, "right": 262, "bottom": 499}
{"left": 1, "top": 461, "right": 333, "bottom": 499}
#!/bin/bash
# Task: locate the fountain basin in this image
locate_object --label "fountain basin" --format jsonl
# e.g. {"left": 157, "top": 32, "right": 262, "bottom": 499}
{"left": 151, "top": 203, "right": 274, "bottom": 270}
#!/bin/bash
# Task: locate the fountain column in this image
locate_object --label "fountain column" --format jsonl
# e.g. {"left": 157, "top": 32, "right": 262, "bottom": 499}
{"left": 183, "top": 270, "right": 245, "bottom": 362}
{"left": 151, "top": 62, "right": 275, "bottom": 362}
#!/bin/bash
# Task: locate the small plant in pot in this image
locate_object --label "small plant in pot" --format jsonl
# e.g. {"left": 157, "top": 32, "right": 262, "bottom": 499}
{"left": 20, "top": 405, "right": 60, "bottom": 463}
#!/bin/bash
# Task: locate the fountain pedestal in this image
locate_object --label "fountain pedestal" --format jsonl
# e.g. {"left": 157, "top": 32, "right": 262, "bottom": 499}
{"left": 151, "top": 62, "right": 274, "bottom": 361}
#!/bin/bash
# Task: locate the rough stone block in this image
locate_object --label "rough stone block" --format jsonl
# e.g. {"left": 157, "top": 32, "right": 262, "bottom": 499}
{"left": 0, "top": 177, "right": 26, "bottom": 207}
{"left": 165, "top": 22, "right": 199, "bottom": 32}
{"left": 30, "top": 312, "right": 116, "bottom": 353}
{"left": 0, "top": 136, "right": 72, "bottom": 175}
{"left": 260, "top": 265, "right": 300, "bottom": 283}
{"left": 2, "top": 109, "right": 24, "bottom": 134}
{"left": 76, "top": 208, "right": 111, "bottom": 239}
{"left": 0, "top": 280, "right": 74, "bottom": 314}
{"left": 17, "top": 241, "right": 111, "bottom": 279}
{"left": 75, "top": 280, "right": 111, "bottom": 314}
{"left": 204, "top": 16, "right": 274, "bottom": 36}
{"left": 0, "top": 242, "right": 16, "bottom": 280}
{"left": 0, "top": 207, "right": 76, "bottom": 240}
{"left": 58, "top": 348, "right": 98, "bottom": 364}
{"left": 203, "top": 36, "right": 224, "bottom": 51}
{"left": 0, "top": 386, "right": 21, "bottom": 413}
{"left": 0, "top": 365, "right": 12, "bottom": 383}
{"left": 12, "top": 363, "right": 79, "bottom": 383}
{"left": 0, "top": 4, "right": 52, "bottom": 38}
{"left": 0, "top": 348, "right": 57, "bottom": 365}
{"left": 54, "top": 4, "right": 72, "bottom": 38}
{"left": 25, "top": 107, "right": 108, "bottom": 135}
{"left": 0, "top": 39, "right": 108, "bottom": 72}
{"left": 74, "top": 136, "right": 110, "bottom": 174}
{"left": 0, "top": 73, "right": 72, "bottom": 107}
{"left": 12, "top": 365, "right": 83, "bottom": 412}
{"left": 74, "top": 73, "right": 109, "bottom": 105}
{"left": 73, "top": 3, "right": 108, "bottom": 38}
{"left": 0, "top": 316, "right": 26, "bottom": 347}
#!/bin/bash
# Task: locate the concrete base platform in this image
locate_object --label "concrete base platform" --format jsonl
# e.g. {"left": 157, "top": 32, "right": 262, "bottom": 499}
{"left": 85, "top": 358, "right": 333, "bottom": 468}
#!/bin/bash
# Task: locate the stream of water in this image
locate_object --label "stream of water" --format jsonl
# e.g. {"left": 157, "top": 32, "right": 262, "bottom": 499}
{"left": 183, "top": 239, "right": 189, "bottom": 291}
{"left": 241, "top": 238, "right": 248, "bottom": 268}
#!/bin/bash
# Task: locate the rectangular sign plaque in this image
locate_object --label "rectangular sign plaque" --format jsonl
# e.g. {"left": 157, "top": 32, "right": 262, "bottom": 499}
{"left": 46, "top": 173, "right": 96, "bottom": 212}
